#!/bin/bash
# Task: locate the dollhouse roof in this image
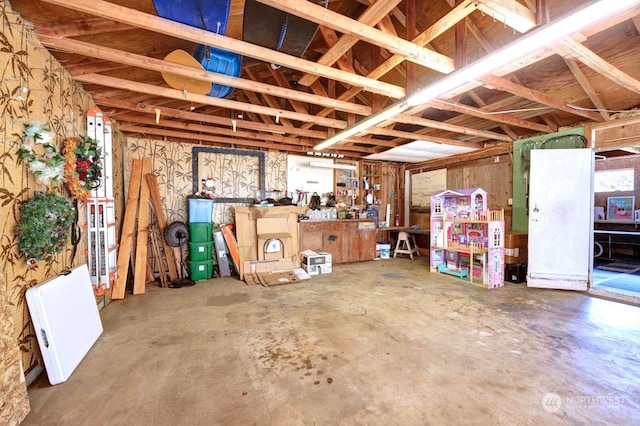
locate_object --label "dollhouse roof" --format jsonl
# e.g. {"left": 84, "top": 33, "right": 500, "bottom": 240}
{"left": 431, "top": 188, "right": 486, "bottom": 197}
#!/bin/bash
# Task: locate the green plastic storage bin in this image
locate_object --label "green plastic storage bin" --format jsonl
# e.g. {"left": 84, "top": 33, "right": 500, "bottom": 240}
{"left": 189, "top": 260, "right": 214, "bottom": 281}
{"left": 189, "top": 222, "right": 213, "bottom": 242}
{"left": 188, "top": 241, "right": 213, "bottom": 261}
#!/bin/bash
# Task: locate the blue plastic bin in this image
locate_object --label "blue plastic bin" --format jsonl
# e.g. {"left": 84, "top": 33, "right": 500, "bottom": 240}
{"left": 188, "top": 198, "right": 214, "bottom": 223}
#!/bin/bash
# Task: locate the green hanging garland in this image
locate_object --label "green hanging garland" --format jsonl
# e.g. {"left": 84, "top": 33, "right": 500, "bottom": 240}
{"left": 16, "top": 192, "right": 75, "bottom": 263}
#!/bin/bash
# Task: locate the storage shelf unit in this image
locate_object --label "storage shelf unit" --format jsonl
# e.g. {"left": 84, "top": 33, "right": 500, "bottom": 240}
{"left": 188, "top": 199, "right": 215, "bottom": 280}
{"left": 361, "top": 161, "right": 401, "bottom": 227}
{"left": 430, "top": 188, "right": 504, "bottom": 288}
{"left": 334, "top": 160, "right": 358, "bottom": 208}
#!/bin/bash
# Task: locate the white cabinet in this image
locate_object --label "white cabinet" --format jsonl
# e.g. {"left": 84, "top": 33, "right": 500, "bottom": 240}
{"left": 430, "top": 188, "right": 505, "bottom": 288}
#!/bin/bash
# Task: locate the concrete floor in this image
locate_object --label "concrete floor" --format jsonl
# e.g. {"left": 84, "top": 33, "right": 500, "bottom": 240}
{"left": 24, "top": 257, "right": 640, "bottom": 425}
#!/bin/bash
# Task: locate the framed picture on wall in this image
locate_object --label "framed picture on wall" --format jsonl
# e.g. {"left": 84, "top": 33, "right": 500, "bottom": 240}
{"left": 606, "top": 196, "right": 635, "bottom": 221}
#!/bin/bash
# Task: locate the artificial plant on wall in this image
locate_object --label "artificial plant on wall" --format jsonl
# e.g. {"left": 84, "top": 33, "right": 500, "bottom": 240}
{"left": 15, "top": 191, "right": 75, "bottom": 263}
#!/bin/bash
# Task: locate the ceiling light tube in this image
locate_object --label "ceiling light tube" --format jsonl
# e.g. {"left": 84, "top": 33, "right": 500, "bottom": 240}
{"left": 314, "top": 0, "right": 640, "bottom": 152}
{"left": 408, "top": 0, "right": 640, "bottom": 108}
{"left": 309, "top": 161, "right": 357, "bottom": 170}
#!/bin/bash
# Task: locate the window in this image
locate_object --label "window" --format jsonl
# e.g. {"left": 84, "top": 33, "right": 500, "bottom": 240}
{"left": 594, "top": 169, "right": 634, "bottom": 192}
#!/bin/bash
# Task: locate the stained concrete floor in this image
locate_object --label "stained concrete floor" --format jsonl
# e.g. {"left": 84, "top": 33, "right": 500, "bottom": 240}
{"left": 23, "top": 257, "right": 640, "bottom": 425}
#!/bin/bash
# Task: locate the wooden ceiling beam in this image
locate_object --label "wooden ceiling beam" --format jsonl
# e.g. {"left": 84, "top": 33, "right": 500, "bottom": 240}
{"left": 74, "top": 73, "right": 348, "bottom": 128}
{"left": 255, "top": 0, "right": 454, "bottom": 73}
{"left": 555, "top": 37, "right": 640, "bottom": 95}
{"left": 394, "top": 114, "right": 513, "bottom": 142}
{"left": 93, "top": 97, "right": 327, "bottom": 139}
{"left": 118, "top": 124, "right": 313, "bottom": 153}
{"left": 305, "top": 0, "right": 476, "bottom": 127}
{"left": 36, "top": 35, "right": 372, "bottom": 116}
{"left": 480, "top": 74, "right": 605, "bottom": 122}
{"left": 40, "top": 0, "right": 406, "bottom": 99}
{"left": 116, "top": 113, "right": 314, "bottom": 146}
{"left": 474, "top": 0, "right": 537, "bottom": 33}
{"left": 429, "top": 99, "right": 553, "bottom": 133}
{"left": 34, "top": 17, "right": 133, "bottom": 37}
{"left": 298, "top": 0, "right": 403, "bottom": 86}
{"left": 563, "top": 58, "right": 610, "bottom": 121}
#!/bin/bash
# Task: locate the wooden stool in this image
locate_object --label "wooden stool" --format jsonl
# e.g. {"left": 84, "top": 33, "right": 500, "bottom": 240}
{"left": 394, "top": 231, "right": 419, "bottom": 260}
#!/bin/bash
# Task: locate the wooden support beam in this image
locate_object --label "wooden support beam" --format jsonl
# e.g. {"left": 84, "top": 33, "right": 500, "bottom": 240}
{"left": 299, "top": 0, "right": 403, "bottom": 86}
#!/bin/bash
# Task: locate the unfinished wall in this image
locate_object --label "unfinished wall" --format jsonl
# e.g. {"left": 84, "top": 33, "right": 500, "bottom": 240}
{"left": 126, "top": 137, "right": 288, "bottom": 225}
{"left": 0, "top": 1, "right": 125, "bottom": 410}
{"left": 409, "top": 155, "right": 513, "bottom": 231}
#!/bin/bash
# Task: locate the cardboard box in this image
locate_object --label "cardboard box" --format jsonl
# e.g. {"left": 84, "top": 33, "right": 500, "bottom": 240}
{"left": 257, "top": 216, "right": 294, "bottom": 261}
{"left": 235, "top": 206, "right": 305, "bottom": 278}
{"left": 504, "top": 231, "right": 528, "bottom": 264}
{"left": 300, "top": 250, "right": 333, "bottom": 275}
{"left": 242, "top": 256, "right": 310, "bottom": 286}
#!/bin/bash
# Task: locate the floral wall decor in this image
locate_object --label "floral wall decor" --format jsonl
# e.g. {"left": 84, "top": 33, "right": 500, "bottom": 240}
{"left": 63, "top": 135, "right": 103, "bottom": 201}
{"left": 17, "top": 122, "right": 64, "bottom": 186}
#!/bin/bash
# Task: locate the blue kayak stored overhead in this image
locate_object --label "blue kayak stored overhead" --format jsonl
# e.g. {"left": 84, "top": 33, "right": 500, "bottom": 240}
{"left": 153, "top": 0, "right": 231, "bottom": 34}
{"left": 194, "top": 44, "right": 241, "bottom": 98}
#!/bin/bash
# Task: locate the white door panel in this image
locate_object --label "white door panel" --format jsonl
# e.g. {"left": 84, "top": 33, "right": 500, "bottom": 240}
{"left": 527, "top": 149, "right": 593, "bottom": 290}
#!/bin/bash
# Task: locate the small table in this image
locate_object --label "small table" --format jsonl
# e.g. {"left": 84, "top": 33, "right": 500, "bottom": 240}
{"left": 376, "top": 227, "right": 430, "bottom": 253}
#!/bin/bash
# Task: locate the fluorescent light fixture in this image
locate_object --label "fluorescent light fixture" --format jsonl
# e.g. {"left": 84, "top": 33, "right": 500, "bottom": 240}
{"left": 309, "top": 161, "right": 356, "bottom": 170}
{"left": 313, "top": 0, "right": 640, "bottom": 152}
{"left": 314, "top": 100, "right": 410, "bottom": 150}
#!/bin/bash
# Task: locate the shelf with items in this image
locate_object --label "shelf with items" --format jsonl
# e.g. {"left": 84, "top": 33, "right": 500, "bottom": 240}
{"left": 430, "top": 187, "right": 504, "bottom": 288}
{"left": 334, "top": 160, "right": 359, "bottom": 208}
{"left": 361, "top": 161, "right": 402, "bottom": 228}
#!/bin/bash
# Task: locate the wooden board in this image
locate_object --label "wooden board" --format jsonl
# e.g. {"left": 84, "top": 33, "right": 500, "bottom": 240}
{"left": 112, "top": 159, "right": 144, "bottom": 300}
{"left": 146, "top": 174, "right": 179, "bottom": 281}
{"left": 133, "top": 158, "right": 152, "bottom": 295}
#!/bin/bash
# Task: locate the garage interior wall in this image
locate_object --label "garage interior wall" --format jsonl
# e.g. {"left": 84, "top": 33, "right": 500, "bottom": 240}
{"left": 0, "top": 2, "right": 125, "bottom": 422}
{"left": 125, "top": 137, "right": 289, "bottom": 225}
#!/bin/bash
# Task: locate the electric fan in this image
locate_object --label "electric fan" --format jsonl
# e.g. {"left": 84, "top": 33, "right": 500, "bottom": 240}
{"left": 165, "top": 221, "right": 196, "bottom": 288}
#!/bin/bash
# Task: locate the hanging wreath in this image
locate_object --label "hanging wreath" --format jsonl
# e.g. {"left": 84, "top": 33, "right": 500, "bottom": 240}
{"left": 16, "top": 191, "right": 75, "bottom": 263}
{"left": 63, "top": 135, "right": 103, "bottom": 201}
{"left": 17, "top": 122, "right": 65, "bottom": 185}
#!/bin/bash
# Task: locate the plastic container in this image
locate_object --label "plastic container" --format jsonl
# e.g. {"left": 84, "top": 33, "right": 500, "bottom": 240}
{"left": 188, "top": 241, "right": 213, "bottom": 261}
{"left": 193, "top": 44, "right": 241, "bottom": 98}
{"left": 189, "top": 260, "right": 214, "bottom": 281}
{"left": 188, "top": 222, "right": 213, "bottom": 242}
{"left": 188, "top": 198, "right": 214, "bottom": 223}
{"left": 377, "top": 242, "right": 391, "bottom": 259}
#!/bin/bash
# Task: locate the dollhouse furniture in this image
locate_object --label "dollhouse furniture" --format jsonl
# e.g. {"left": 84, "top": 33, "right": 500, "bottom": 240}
{"left": 393, "top": 231, "right": 419, "bottom": 260}
{"left": 430, "top": 188, "right": 505, "bottom": 288}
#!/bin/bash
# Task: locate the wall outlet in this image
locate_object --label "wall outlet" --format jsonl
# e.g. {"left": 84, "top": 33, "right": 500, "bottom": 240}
{"left": 508, "top": 198, "right": 513, "bottom": 206}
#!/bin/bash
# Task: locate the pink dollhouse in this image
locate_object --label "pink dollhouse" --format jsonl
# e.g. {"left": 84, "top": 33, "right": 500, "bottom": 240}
{"left": 430, "top": 187, "right": 504, "bottom": 288}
